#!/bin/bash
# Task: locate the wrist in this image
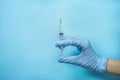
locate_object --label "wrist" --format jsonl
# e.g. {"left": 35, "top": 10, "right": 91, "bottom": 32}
{"left": 97, "top": 57, "right": 108, "bottom": 73}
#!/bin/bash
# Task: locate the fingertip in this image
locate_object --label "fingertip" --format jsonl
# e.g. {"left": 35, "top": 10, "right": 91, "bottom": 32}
{"left": 55, "top": 43, "right": 61, "bottom": 48}
{"left": 57, "top": 57, "right": 64, "bottom": 62}
{"left": 58, "top": 60, "right": 63, "bottom": 63}
{"left": 58, "top": 57, "right": 71, "bottom": 63}
{"left": 55, "top": 43, "right": 58, "bottom": 47}
{"left": 58, "top": 58, "right": 63, "bottom": 63}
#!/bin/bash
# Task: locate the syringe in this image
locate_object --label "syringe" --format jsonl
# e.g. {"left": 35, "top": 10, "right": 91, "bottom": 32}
{"left": 59, "top": 18, "right": 64, "bottom": 57}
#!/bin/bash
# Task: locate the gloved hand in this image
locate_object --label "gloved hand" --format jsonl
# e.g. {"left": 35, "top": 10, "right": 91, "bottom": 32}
{"left": 55, "top": 38, "right": 108, "bottom": 73}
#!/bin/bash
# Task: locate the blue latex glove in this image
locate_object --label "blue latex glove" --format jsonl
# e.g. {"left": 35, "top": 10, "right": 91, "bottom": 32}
{"left": 56, "top": 38, "right": 108, "bottom": 73}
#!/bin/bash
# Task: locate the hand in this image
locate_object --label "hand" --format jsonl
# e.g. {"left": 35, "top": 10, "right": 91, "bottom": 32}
{"left": 55, "top": 38, "right": 108, "bottom": 73}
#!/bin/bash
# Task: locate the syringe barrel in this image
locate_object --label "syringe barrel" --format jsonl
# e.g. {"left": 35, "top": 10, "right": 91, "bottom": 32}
{"left": 59, "top": 32, "right": 64, "bottom": 57}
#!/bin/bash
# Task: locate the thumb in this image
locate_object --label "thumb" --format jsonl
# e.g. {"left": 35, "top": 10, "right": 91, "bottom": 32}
{"left": 58, "top": 56, "right": 77, "bottom": 64}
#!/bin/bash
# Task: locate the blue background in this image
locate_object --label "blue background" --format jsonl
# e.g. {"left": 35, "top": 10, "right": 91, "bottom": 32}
{"left": 0, "top": 0, "right": 120, "bottom": 80}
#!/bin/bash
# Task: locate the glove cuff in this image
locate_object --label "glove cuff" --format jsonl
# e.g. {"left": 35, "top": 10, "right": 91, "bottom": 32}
{"left": 97, "top": 57, "right": 108, "bottom": 73}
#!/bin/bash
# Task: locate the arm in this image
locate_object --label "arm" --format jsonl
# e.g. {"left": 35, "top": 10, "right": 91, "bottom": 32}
{"left": 56, "top": 38, "right": 120, "bottom": 76}
{"left": 107, "top": 60, "right": 120, "bottom": 76}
